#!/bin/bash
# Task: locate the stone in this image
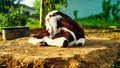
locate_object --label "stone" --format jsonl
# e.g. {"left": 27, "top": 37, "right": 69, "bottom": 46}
{"left": 2, "top": 26, "right": 30, "bottom": 41}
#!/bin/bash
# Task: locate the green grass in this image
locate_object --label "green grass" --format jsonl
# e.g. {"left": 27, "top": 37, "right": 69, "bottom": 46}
{"left": 0, "top": 19, "right": 40, "bottom": 33}
{"left": 25, "top": 18, "right": 120, "bottom": 29}
{"left": 0, "top": 17, "right": 120, "bottom": 33}
{"left": 25, "top": 19, "right": 40, "bottom": 29}
{"left": 76, "top": 18, "right": 120, "bottom": 28}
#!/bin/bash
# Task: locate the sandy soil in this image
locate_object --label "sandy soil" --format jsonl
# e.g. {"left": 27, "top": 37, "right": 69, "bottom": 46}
{"left": 0, "top": 29, "right": 120, "bottom": 68}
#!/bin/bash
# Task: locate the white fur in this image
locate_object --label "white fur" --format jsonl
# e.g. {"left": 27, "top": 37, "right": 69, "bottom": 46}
{"left": 45, "top": 10, "right": 58, "bottom": 22}
{"left": 43, "top": 36, "right": 68, "bottom": 47}
{"left": 46, "top": 14, "right": 52, "bottom": 32}
{"left": 47, "top": 10, "right": 58, "bottom": 16}
{"left": 28, "top": 38, "right": 43, "bottom": 45}
{"left": 46, "top": 13, "right": 62, "bottom": 38}
{"left": 50, "top": 15, "right": 62, "bottom": 37}
{"left": 61, "top": 27, "right": 76, "bottom": 41}
{"left": 45, "top": 10, "right": 59, "bottom": 25}
{"left": 60, "top": 27, "right": 85, "bottom": 46}
{"left": 67, "top": 38, "right": 85, "bottom": 47}
{"left": 54, "top": 37, "right": 68, "bottom": 47}
{"left": 76, "top": 38, "right": 85, "bottom": 45}
{"left": 43, "top": 37, "right": 54, "bottom": 45}
{"left": 57, "top": 27, "right": 77, "bottom": 47}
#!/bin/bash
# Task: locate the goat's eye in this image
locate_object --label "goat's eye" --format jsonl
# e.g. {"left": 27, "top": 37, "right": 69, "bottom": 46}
{"left": 51, "top": 13, "right": 57, "bottom": 17}
{"left": 53, "top": 13, "right": 57, "bottom": 16}
{"left": 49, "top": 15, "right": 52, "bottom": 17}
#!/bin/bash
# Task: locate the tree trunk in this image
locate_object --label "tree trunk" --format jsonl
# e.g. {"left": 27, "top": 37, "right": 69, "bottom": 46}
{"left": 40, "top": 0, "right": 45, "bottom": 28}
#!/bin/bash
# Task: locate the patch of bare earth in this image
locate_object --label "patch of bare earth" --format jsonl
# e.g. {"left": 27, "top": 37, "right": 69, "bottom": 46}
{"left": 0, "top": 29, "right": 120, "bottom": 68}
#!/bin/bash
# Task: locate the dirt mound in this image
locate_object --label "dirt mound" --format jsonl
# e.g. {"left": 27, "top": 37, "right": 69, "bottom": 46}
{"left": 0, "top": 29, "right": 120, "bottom": 68}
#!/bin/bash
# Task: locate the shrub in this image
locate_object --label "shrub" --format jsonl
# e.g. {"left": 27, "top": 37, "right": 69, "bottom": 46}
{"left": 0, "top": 7, "right": 28, "bottom": 27}
{"left": 26, "top": 18, "right": 40, "bottom": 29}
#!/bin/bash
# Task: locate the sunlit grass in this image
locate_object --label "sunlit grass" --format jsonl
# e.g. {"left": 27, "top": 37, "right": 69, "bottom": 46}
{"left": 0, "top": 18, "right": 120, "bottom": 33}
{"left": 0, "top": 19, "right": 40, "bottom": 33}
{"left": 76, "top": 18, "right": 120, "bottom": 28}
{"left": 25, "top": 19, "right": 40, "bottom": 29}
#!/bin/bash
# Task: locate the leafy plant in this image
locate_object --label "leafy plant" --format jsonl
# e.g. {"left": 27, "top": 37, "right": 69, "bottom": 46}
{"left": 0, "top": 7, "right": 28, "bottom": 27}
{"left": 34, "top": 0, "right": 40, "bottom": 15}
{"left": 44, "top": 0, "right": 67, "bottom": 11}
{"left": 111, "top": 0, "right": 120, "bottom": 21}
{"left": 102, "top": 0, "right": 112, "bottom": 20}
{"left": 73, "top": 10, "right": 78, "bottom": 20}
{"left": 39, "top": 0, "right": 67, "bottom": 28}
{"left": 26, "top": 18, "right": 39, "bottom": 29}
{"left": 0, "top": 0, "right": 22, "bottom": 13}
{"left": 76, "top": 15, "right": 120, "bottom": 28}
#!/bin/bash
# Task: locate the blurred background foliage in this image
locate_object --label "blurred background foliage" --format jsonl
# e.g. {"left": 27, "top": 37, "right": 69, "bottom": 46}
{"left": 0, "top": 7, "right": 27, "bottom": 27}
{"left": 0, "top": 0, "right": 22, "bottom": 13}
{"left": 75, "top": 0, "right": 120, "bottom": 28}
{"left": 39, "top": 0, "right": 67, "bottom": 28}
{"left": 0, "top": 0, "right": 120, "bottom": 29}
{"left": 0, "top": 0, "right": 39, "bottom": 30}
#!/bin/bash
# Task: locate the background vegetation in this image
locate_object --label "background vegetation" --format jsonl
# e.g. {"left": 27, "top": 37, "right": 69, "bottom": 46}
{"left": 75, "top": 0, "right": 120, "bottom": 29}
{"left": 0, "top": 0, "right": 120, "bottom": 30}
